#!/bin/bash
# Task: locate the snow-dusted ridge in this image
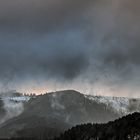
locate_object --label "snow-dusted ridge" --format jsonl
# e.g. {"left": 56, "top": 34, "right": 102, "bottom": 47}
{"left": 0, "top": 90, "right": 140, "bottom": 116}
{"left": 6, "top": 93, "right": 140, "bottom": 115}
{"left": 84, "top": 95, "right": 140, "bottom": 115}
{"left": 0, "top": 96, "right": 31, "bottom": 102}
{"left": 5, "top": 96, "right": 31, "bottom": 102}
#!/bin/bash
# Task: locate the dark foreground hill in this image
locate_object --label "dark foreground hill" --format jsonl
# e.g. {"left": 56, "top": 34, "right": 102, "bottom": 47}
{"left": 0, "top": 112, "right": 140, "bottom": 140}
{"left": 55, "top": 112, "right": 140, "bottom": 140}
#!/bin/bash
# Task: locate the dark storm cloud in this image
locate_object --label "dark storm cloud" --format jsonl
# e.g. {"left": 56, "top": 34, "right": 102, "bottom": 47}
{"left": 0, "top": 30, "right": 89, "bottom": 80}
{"left": 0, "top": 0, "right": 93, "bottom": 31}
{"left": 0, "top": 0, "right": 140, "bottom": 95}
{"left": 0, "top": 0, "right": 94, "bottom": 81}
{"left": 90, "top": 0, "right": 140, "bottom": 72}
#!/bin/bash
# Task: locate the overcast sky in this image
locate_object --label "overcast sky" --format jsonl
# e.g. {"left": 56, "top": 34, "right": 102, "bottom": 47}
{"left": 0, "top": 0, "right": 140, "bottom": 97}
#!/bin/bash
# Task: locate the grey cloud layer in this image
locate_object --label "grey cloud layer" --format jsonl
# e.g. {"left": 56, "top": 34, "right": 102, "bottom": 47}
{"left": 0, "top": 31, "right": 89, "bottom": 80}
{"left": 0, "top": 0, "right": 140, "bottom": 95}
{"left": 0, "top": 0, "right": 93, "bottom": 31}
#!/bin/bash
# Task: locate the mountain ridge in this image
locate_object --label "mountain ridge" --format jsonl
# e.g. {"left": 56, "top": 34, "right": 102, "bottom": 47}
{"left": 0, "top": 90, "right": 140, "bottom": 139}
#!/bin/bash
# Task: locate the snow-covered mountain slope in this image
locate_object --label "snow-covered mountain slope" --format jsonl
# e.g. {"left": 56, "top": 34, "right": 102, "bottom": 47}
{"left": 84, "top": 95, "right": 140, "bottom": 115}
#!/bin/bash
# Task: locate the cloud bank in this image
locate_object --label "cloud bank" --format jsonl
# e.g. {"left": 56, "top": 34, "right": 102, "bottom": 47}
{"left": 0, "top": 0, "right": 140, "bottom": 96}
